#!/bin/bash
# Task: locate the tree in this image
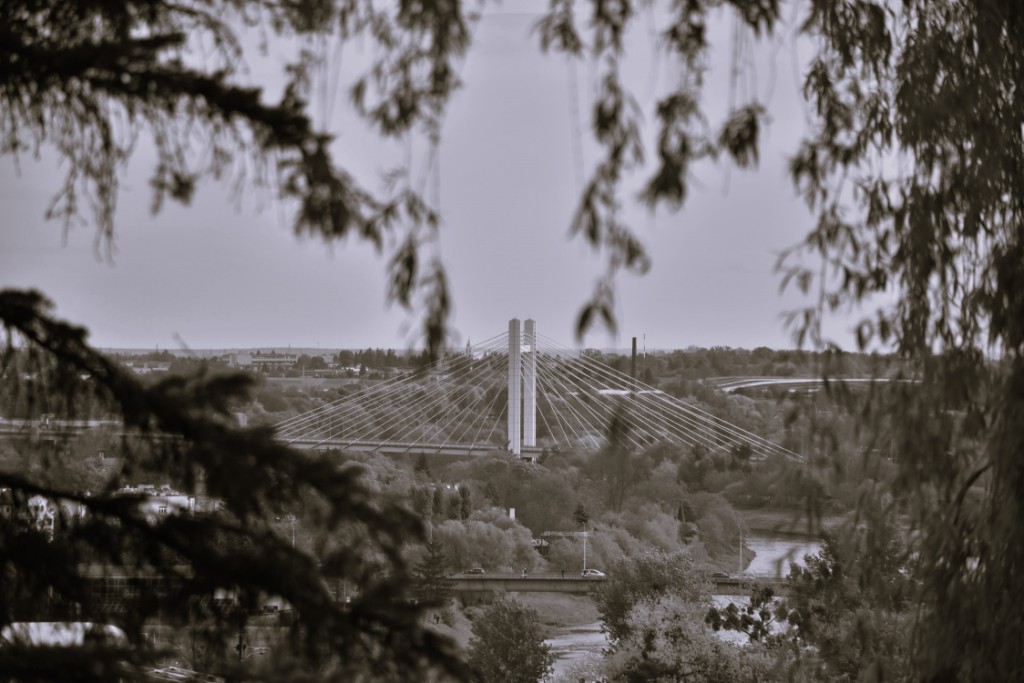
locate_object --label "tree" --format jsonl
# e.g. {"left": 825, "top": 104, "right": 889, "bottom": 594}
{"left": 601, "top": 593, "right": 774, "bottom": 683}
{"left": 779, "top": 501, "right": 912, "bottom": 682}
{"left": 296, "top": 355, "right": 327, "bottom": 372}
{"left": 3, "top": 0, "right": 464, "bottom": 355}
{"left": 414, "top": 452, "right": 432, "bottom": 480}
{"left": 432, "top": 486, "right": 446, "bottom": 520}
{"left": 458, "top": 485, "right": 473, "bottom": 521}
{"left": 589, "top": 412, "right": 643, "bottom": 511}
{"left": 431, "top": 513, "right": 543, "bottom": 574}
{"left": 573, "top": 502, "right": 590, "bottom": 529}
{"left": 466, "top": 598, "right": 553, "bottom": 683}
{"left": 413, "top": 540, "right": 453, "bottom": 608}
{"left": 594, "top": 550, "right": 708, "bottom": 643}
{"left": 775, "top": 4, "right": 1024, "bottom": 677}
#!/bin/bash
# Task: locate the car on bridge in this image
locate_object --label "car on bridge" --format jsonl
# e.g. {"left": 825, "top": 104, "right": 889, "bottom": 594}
{"left": 581, "top": 569, "right": 605, "bottom": 578}
{"left": 710, "top": 571, "right": 731, "bottom": 580}
{"left": 462, "top": 567, "right": 485, "bottom": 575}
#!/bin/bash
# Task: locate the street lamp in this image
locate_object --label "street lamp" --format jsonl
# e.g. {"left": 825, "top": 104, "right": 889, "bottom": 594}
{"left": 733, "top": 514, "right": 745, "bottom": 574}
{"left": 739, "top": 522, "right": 743, "bottom": 574}
{"left": 582, "top": 529, "right": 588, "bottom": 572}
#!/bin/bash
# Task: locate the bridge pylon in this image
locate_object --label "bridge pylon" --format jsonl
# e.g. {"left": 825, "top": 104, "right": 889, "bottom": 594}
{"left": 507, "top": 318, "right": 521, "bottom": 456}
{"left": 507, "top": 318, "right": 538, "bottom": 458}
{"left": 524, "top": 319, "right": 536, "bottom": 449}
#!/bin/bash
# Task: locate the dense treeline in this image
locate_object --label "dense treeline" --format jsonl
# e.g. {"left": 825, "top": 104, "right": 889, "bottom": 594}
{"left": 101, "top": 344, "right": 905, "bottom": 381}
{"left": 336, "top": 348, "right": 431, "bottom": 371}
{"left": 103, "top": 348, "right": 431, "bottom": 373}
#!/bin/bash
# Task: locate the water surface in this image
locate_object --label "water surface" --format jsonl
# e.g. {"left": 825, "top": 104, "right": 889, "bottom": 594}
{"left": 742, "top": 532, "right": 821, "bottom": 577}
{"left": 545, "top": 621, "right": 607, "bottom": 680}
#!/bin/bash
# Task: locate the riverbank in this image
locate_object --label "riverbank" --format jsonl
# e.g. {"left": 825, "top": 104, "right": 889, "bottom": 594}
{"left": 739, "top": 507, "right": 850, "bottom": 535}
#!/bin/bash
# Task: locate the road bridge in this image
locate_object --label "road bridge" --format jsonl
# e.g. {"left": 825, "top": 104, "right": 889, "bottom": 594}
{"left": 449, "top": 574, "right": 601, "bottom": 594}
{"left": 3, "top": 321, "right": 802, "bottom": 463}
{"left": 709, "top": 376, "right": 903, "bottom": 394}
{"left": 288, "top": 438, "right": 543, "bottom": 458}
{"left": 446, "top": 573, "right": 790, "bottom": 596}
{"left": 276, "top": 321, "right": 802, "bottom": 462}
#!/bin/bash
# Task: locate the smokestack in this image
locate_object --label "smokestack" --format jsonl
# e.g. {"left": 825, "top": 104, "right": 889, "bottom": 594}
{"left": 631, "top": 336, "right": 637, "bottom": 394}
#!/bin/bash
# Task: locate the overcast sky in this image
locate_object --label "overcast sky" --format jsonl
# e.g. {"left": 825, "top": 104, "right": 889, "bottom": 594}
{"left": 1, "top": 4, "right": 856, "bottom": 352}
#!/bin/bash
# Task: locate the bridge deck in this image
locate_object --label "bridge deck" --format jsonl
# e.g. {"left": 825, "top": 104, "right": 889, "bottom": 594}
{"left": 287, "top": 439, "right": 542, "bottom": 457}
{"left": 449, "top": 575, "right": 600, "bottom": 593}
{"left": 0, "top": 421, "right": 539, "bottom": 458}
{"left": 447, "top": 573, "right": 790, "bottom": 595}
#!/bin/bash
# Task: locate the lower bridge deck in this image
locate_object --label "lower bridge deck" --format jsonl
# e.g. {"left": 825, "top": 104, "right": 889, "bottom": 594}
{"left": 289, "top": 439, "right": 543, "bottom": 457}
{"left": 447, "top": 574, "right": 789, "bottom": 595}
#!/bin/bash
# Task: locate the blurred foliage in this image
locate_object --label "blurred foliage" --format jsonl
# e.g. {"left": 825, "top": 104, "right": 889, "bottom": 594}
{"left": 594, "top": 550, "right": 708, "bottom": 643}
{"left": 778, "top": 2, "right": 1024, "bottom": 678}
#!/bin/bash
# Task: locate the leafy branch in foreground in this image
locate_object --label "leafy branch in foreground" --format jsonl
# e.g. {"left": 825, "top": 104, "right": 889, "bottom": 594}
{"left": 1, "top": 0, "right": 471, "bottom": 359}
{"left": 5, "top": 0, "right": 786, "bottom": 345}
{"left": 776, "top": 3, "right": 1024, "bottom": 679}
{"left": 536, "top": 0, "right": 775, "bottom": 338}
{"left": 0, "top": 288, "right": 467, "bottom": 682}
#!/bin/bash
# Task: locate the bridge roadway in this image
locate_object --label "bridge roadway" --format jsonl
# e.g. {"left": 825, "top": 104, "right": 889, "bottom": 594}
{"left": 447, "top": 573, "right": 788, "bottom": 595}
{"left": 0, "top": 420, "right": 541, "bottom": 458}
{"left": 712, "top": 377, "right": 901, "bottom": 394}
{"left": 450, "top": 574, "right": 601, "bottom": 594}
{"left": 286, "top": 437, "right": 542, "bottom": 457}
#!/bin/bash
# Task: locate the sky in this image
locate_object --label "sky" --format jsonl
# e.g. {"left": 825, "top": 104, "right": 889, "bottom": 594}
{"left": 0, "top": 3, "right": 857, "bottom": 353}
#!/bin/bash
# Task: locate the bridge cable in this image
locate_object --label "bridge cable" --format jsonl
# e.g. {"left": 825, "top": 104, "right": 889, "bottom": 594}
{"left": 334, "top": 335, "right": 511, "bottom": 448}
{"left": 295, "top": 335, "right": 509, "bottom": 446}
{"left": 533, "top": 341, "right": 672, "bottom": 450}
{"left": 536, "top": 333, "right": 801, "bottom": 461}
{"left": 531, "top": 353, "right": 590, "bottom": 449}
{"left": 274, "top": 331, "right": 508, "bottom": 437}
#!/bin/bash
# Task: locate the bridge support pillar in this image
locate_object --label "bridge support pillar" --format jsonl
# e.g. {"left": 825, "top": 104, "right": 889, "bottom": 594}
{"left": 507, "top": 319, "right": 521, "bottom": 455}
{"left": 508, "top": 318, "right": 538, "bottom": 458}
{"left": 523, "top": 319, "right": 536, "bottom": 448}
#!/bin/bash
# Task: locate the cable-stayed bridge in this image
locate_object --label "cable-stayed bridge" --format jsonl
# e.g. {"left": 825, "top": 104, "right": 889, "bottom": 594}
{"left": 275, "top": 320, "right": 801, "bottom": 462}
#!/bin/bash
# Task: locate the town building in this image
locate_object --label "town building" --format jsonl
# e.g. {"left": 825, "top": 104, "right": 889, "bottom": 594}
{"left": 227, "top": 351, "right": 299, "bottom": 370}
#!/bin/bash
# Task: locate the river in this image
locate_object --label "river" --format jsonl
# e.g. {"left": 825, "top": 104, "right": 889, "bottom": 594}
{"left": 741, "top": 532, "right": 821, "bottom": 577}
{"left": 545, "top": 620, "right": 606, "bottom": 681}
{"left": 543, "top": 531, "right": 822, "bottom": 680}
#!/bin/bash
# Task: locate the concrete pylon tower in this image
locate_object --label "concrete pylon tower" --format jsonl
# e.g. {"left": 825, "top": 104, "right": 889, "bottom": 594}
{"left": 523, "top": 319, "right": 537, "bottom": 447}
{"left": 507, "top": 318, "right": 522, "bottom": 455}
